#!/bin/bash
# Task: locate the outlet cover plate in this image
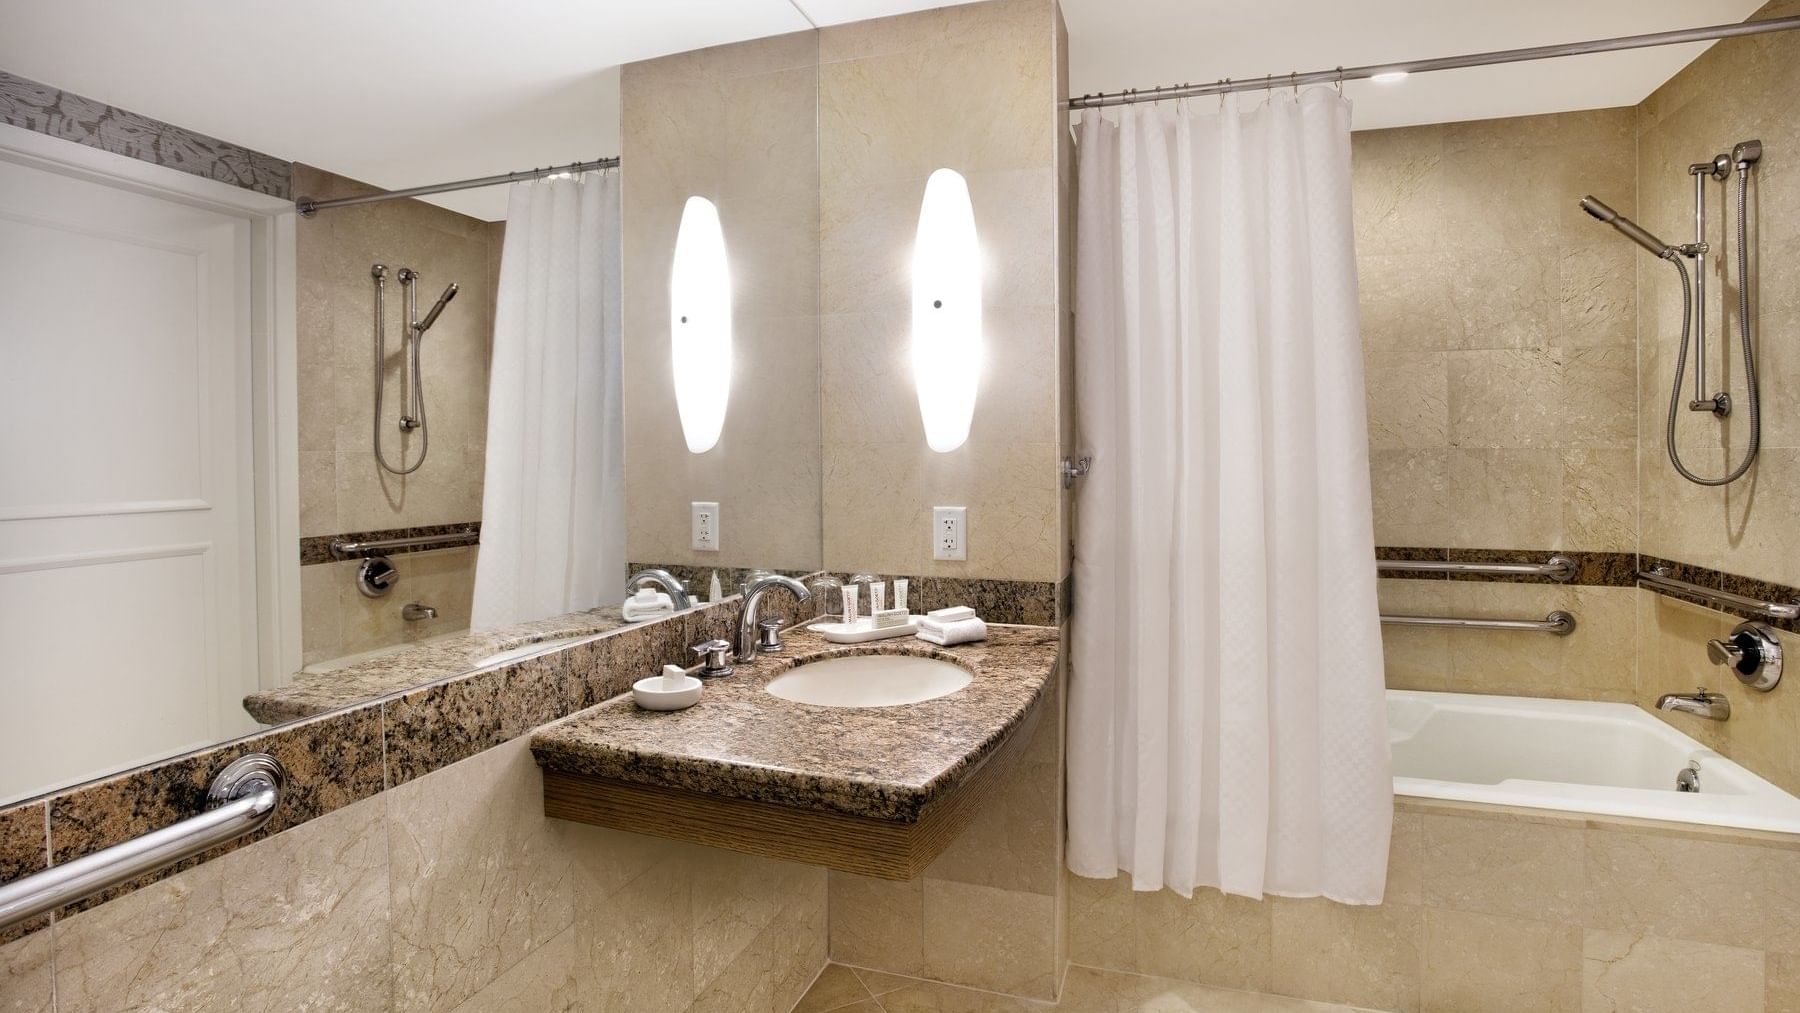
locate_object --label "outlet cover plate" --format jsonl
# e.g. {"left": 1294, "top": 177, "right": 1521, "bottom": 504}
{"left": 933, "top": 505, "right": 966, "bottom": 561}
{"left": 692, "top": 501, "right": 720, "bottom": 552}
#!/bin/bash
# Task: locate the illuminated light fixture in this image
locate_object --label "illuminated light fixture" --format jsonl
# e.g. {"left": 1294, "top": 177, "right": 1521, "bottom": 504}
{"left": 1371, "top": 71, "right": 1410, "bottom": 84}
{"left": 910, "top": 168, "right": 982, "bottom": 453}
{"left": 669, "top": 195, "right": 732, "bottom": 453}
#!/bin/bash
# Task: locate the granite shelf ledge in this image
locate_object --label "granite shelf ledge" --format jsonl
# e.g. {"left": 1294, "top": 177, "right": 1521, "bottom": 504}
{"left": 529, "top": 624, "right": 1060, "bottom": 879}
{"left": 242, "top": 606, "right": 635, "bottom": 724}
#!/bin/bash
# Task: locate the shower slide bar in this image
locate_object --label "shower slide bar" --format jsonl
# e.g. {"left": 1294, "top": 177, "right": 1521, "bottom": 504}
{"left": 329, "top": 528, "right": 480, "bottom": 559}
{"left": 1637, "top": 567, "right": 1800, "bottom": 621}
{"left": 0, "top": 755, "right": 285, "bottom": 934}
{"left": 1381, "top": 612, "right": 1578, "bottom": 636}
{"left": 1376, "top": 555, "right": 1577, "bottom": 582}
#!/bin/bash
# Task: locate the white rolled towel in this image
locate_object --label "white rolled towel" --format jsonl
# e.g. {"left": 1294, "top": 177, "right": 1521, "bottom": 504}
{"left": 917, "top": 616, "right": 987, "bottom": 645}
{"left": 623, "top": 588, "right": 674, "bottom": 622}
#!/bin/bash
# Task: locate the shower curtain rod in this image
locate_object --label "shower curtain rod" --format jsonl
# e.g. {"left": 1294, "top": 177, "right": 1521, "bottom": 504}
{"left": 1067, "top": 14, "right": 1800, "bottom": 109}
{"left": 295, "top": 156, "right": 620, "bottom": 216}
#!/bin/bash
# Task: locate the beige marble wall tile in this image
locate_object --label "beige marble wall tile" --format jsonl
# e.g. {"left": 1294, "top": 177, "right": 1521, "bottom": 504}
{"left": 1443, "top": 449, "right": 1562, "bottom": 548}
{"left": 690, "top": 848, "right": 819, "bottom": 990}
{"left": 1368, "top": 450, "right": 1451, "bottom": 547}
{"left": 920, "top": 879, "right": 1057, "bottom": 999}
{"left": 1583, "top": 930, "right": 1764, "bottom": 1013}
{"left": 578, "top": 847, "right": 697, "bottom": 1013}
{"left": 1269, "top": 896, "right": 1422, "bottom": 1013}
{"left": 829, "top": 871, "right": 925, "bottom": 975}
{"left": 923, "top": 704, "right": 1059, "bottom": 895}
{"left": 621, "top": 33, "right": 824, "bottom": 576}
{"left": 1351, "top": 125, "right": 1445, "bottom": 257}
{"left": 1442, "top": 583, "right": 1637, "bottom": 700}
{"left": 1420, "top": 812, "right": 1585, "bottom": 922}
{"left": 1560, "top": 243, "right": 1637, "bottom": 348}
{"left": 1583, "top": 825, "right": 1800, "bottom": 954}
{"left": 1064, "top": 872, "right": 1273, "bottom": 993}
{"left": 446, "top": 925, "right": 581, "bottom": 1013}
{"left": 54, "top": 792, "right": 390, "bottom": 1013}
{"left": 1771, "top": 951, "right": 1800, "bottom": 1013}
{"left": 1420, "top": 908, "right": 1580, "bottom": 1013}
{"left": 686, "top": 872, "right": 826, "bottom": 1013}
{"left": 1363, "top": 351, "right": 1448, "bottom": 451}
{"left": 0, "top": 930, "right": 52, "bottom": 1013}
{"left": 387, "top": 739, "right": 575, "bottom": 1013}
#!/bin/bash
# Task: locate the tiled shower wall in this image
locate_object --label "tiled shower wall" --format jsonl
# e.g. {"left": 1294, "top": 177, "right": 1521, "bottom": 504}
{"left": 1356, "top": 108, "right": 1644, "bottom": 702}
{"left": 1633, "top": 0, "right": 1800, "bottom": 800}
{"left": 295, "top": 166, "right": 503, "bottom": 664}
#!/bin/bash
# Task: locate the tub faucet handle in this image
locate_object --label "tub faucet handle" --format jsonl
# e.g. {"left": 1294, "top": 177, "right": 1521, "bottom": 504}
{"left": 1706, "top": 621, "right": 1783, "bottom": 692}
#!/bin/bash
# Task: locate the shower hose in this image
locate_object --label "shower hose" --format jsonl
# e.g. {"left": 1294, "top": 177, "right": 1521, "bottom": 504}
{"left": 373, "top": 276, "right": 429, "bottom": 475}
{"left": 1664, "top": 167, "right": 1759, "bottom": 486}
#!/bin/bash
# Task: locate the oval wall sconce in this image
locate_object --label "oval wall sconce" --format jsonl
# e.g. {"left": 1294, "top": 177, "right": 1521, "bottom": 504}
{"left": 670, "top": 195, "right": 732, "bottom": 453}
{"left": 911, "top": 168, "right": 982, "bottom": 453}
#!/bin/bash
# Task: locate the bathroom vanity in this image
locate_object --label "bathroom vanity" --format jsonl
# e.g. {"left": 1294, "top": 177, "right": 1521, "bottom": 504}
{"left": 530, "top": 624, "right": 1060, "bottom": 878}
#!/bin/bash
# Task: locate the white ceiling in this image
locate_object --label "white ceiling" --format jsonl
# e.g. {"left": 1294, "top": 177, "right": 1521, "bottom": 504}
{"left": 1062, "top": 0, "right": 1766, "bottom": 131}
{"left": 0, "top": 0, "right": 1771, "bottom": 220}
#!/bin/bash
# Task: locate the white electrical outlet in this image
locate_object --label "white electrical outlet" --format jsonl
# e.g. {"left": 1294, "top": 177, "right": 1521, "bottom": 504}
{"left": 691, "top": 501, "right": 720, "bottom": 552}
{"left": 933, "top": 506, "right": 967, "bottom": 561}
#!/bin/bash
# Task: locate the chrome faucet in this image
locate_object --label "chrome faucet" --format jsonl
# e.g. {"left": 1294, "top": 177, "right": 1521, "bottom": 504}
{"left": 737, "top": 574, "right": 810, "bottom": 662}
{"left": 626, "top": 569, "right": 693, "bottom": 611}
{"left": 1656, "top": 687, "right": 1731, "bottom": 721}
{"left": 401, "top": 602, "right": 438, "bottom": 621}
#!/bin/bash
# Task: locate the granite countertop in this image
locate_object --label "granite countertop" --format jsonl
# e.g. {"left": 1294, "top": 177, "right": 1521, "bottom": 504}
{"left": 529, "top": 623, "right": 1061, "bottom": 823}
{"left": 243, "top": 606, "right": 635, "bottom": 724}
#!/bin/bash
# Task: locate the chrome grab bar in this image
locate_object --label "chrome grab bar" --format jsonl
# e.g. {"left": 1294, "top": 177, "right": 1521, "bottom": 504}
{"left": 1637, "top": 567, "right": 1800, "bottom": 621}
{"left": 330, "top": 528, "right": 479, "bottom": 559}
{"left": 1376, "top": 555, "right": 1577, "bottom": 582}
{"left": 0, "top": 754, "right": 285, "bottom": 933}
{"left": 1380, "top": 611, "right": 1577, "bottom": 636}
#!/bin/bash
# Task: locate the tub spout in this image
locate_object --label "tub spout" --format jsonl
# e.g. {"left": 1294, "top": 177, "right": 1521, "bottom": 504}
{"left": 1656, "top": 687, "right": 1730, "bottom": 721}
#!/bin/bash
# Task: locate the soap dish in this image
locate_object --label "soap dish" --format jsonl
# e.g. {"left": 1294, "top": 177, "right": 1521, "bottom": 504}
{"left": 815, "top": 616, "right": 923, "bottom": 644}
{"left": 632, "top": 674, "right": 703, "bottom": 711}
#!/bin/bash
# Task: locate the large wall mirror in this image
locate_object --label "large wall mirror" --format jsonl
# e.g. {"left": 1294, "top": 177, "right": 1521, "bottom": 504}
{"left": 0, "top": 3, "right": 1065, "bottom": 810}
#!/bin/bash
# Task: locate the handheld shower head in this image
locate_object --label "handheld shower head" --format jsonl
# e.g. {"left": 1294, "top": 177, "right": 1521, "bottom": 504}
{"left": 1579, "top": 196, "right": 1675, "bottom": 259}
{"left": 415, "top": 282, "right": 459, "bottom": 334}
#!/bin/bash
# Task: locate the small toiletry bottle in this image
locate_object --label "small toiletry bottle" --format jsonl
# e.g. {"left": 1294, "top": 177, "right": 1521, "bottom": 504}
{"left": 894, "top": 578, "right": 909, "bottom": 613}
{"left": 709, "top": 570, "right": 722, "bottom": 603}
{"left": 843, "top": 585, "right": 860, "bottom": 624}
{"left": 871, "top": 581, "right": 886, "bottom": 614}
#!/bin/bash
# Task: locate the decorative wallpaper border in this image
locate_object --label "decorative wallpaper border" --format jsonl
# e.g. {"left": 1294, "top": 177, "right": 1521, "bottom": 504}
{"left": 0, "top": 568, "right": 1062, "bottom": 941}
{"left": 300, "top": 522, "right": 482, "bottom": 566}
{"left": 0, "top": 70, "right": 292, "bottom": 198}
{"left": 1376, "top": 547, "right": 1637, "bottom": 587}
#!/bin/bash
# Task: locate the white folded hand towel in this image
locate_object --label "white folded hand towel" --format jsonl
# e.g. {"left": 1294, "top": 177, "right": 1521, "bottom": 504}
{"left": 623, "top": 588, "right": 674, "bottom": 622}
{"left": 917, "top": 617, "right": 987, "bottom": 645}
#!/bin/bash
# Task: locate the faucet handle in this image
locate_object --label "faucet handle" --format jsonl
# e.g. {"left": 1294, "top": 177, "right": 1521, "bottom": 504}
{"left": 1706, "top": 638, "right": 1744, "bottom": 667}
{"left": 692, "top": 639, "right": 734, "bottom": 679}
{"left": 757, "top": 617, "right": 785, "bottom": 653}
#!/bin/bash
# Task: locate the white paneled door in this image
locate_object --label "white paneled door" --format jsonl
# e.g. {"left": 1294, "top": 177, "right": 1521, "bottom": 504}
{"left": 0, "top": 156, "right": 262, "bottom": 804}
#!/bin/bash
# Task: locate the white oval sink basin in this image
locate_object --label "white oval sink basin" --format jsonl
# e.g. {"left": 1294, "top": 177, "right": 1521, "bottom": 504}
{"left": 765, "top": 655, "right": 972, "bottom": 708}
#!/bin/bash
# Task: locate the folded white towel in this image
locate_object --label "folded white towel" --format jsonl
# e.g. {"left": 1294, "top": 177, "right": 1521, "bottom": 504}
{"left": 918, "top": 617, "right": 987, "bottom": 645}
{"left": 928, "top": 605, "right": 977, "bottom": 622}
{"left": 623, "top": 589, "right": 674, "bottom": 622}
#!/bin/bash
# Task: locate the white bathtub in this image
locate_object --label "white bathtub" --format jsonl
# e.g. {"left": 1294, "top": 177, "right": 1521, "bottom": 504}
{"left": 1389, "top": 689, "right": 1800, "bottom": 834}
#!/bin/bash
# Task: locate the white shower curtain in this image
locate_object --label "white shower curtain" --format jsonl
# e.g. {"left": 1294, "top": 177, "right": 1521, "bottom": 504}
{"left": 471, "top": 171, "right": 623, "bottom": 630}
{"left": 1066, "top": 91, "right": 1392, "bottom": 904}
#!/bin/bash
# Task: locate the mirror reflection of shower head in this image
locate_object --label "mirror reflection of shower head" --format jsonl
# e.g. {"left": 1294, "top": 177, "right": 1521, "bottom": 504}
{"left": 1579, "top": 196, "right": 1675, "bottom": 259}
{"left": 415, "top": 282, "right": 459, "bottom": 334}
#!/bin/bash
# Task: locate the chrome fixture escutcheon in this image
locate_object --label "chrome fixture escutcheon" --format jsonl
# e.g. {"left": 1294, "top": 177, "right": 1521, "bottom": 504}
{"left": 1707, "top": 620, "right": 1782, "bottom": 691}
{"left": 356, "top": 555, "right": 399, "bottom": 597}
